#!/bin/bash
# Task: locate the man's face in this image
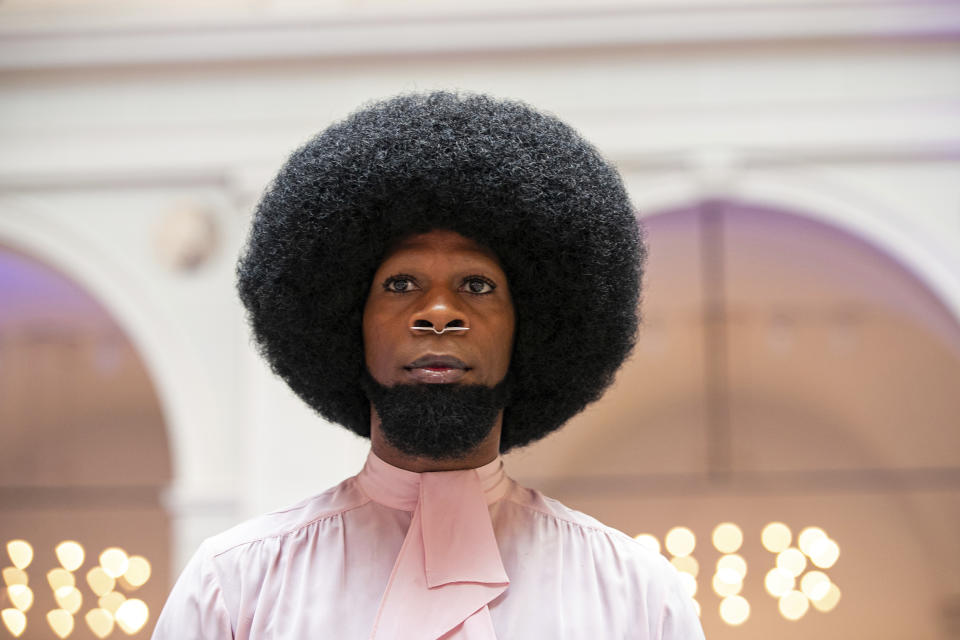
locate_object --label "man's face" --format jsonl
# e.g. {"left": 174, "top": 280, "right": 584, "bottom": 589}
{"left": 363, "top": 229, "right": 515, "bottom": 389}
{"left": 361, "top": 229, "right": 515, "bottom": 460}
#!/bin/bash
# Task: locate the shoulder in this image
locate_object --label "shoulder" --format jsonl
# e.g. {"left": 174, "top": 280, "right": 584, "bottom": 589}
{"left": 155, "top": 476, "right": 371, "bottom": 636}
{"left": 503, "top": 483, "right": 651, "bottom": 552}
{"left": 510, "top": 486, "right": 679, "bottom": 594}
{"left": 201, "top": 475, "right": 369, "bottom": 559}
{"left": 497, "top": 482, "right": 705, "bottom": 639}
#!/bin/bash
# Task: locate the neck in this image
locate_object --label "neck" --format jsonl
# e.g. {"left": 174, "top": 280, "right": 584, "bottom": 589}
{"left": 370, "top": 413, "right": 503, "bottom": 473}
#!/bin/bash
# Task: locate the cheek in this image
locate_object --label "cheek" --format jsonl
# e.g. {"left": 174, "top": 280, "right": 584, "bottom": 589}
{"left": 362, "top": 309, "right": 391, "bottom": 374}
{"left": 492, "top": 313, "right": 516, "bottom": 375}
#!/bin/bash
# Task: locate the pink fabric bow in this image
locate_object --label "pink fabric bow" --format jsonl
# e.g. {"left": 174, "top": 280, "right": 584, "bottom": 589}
{"left": 369, "top": 466, "right": 509, "bottom": 640}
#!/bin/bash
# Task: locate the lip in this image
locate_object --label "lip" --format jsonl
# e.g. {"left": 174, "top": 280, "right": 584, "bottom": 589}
{"left": 408, "top": 355, "right": 468, "bottom": 369}
{"left": 404, "top": 354, "right": 470, "bottom": 384}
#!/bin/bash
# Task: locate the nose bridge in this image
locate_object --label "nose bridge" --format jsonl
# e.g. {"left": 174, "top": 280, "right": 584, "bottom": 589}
{"left": 411, "top": 283, "right": 467, "bottom": 330}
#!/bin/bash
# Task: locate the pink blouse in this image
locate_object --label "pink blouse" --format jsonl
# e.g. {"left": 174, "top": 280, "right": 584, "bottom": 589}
{"left": 153, "top": 451, "right": 704, "bottom": 639}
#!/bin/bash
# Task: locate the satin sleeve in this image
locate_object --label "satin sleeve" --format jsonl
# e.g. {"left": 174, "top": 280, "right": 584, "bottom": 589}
{"left": 152, "top": 541, "right": 234, "bottom": 639}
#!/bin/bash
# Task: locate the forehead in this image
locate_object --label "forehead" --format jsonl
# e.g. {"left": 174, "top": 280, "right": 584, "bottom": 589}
{"left": 378, "top": 229, "right": 504, "bottom": 269}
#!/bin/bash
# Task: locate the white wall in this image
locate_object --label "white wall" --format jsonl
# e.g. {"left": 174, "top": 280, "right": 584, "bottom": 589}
{"left": 1, "top": 0, "right": 958, "bottom": 572}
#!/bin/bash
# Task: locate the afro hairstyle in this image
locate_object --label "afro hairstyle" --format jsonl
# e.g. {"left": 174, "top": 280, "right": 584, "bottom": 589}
{"left": 237, "top": 90, "right": 645, "bottom": 453}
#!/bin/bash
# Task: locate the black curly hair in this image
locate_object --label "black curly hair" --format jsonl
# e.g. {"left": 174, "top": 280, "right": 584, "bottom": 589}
{"left": 237, "top": 91, "right": 645, "bottom": 453}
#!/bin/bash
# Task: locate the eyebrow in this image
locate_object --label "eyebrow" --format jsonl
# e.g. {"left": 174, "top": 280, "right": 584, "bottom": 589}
{"left": 378, "top": 254, "right": 505, "bottom": 273}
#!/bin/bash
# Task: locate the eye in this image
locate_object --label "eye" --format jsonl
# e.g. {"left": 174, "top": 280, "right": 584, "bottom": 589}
{"left": 382, "top": 275, "right": 418, "bottom": 293}
{"left": 461, "top": 276, "right": 495, "bottom": 295}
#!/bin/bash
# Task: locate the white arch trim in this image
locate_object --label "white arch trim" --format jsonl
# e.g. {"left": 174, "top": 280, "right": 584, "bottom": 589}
{"left": 630, "top": 172, "right": 960, "bottom": 329}
{"left": 0, "top": 201, "right": 240, "bottom": 517}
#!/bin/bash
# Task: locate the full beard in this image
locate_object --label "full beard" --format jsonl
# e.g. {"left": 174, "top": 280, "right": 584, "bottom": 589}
{"left": 359, "top": 368, "right": 512, "bottom": 460}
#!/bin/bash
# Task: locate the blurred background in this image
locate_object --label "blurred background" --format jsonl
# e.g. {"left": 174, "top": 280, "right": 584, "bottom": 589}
{"left": 1, "top": 0, "right": 959, "bottom": 638}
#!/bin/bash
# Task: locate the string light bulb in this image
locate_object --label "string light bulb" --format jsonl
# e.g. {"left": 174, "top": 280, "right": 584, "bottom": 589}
{"left": 761, "top": 523, "right": 792, "bottom": 553}
{"left": 55, "top": 542, "right": 85, "bottom": 573}
{"left": 811, "top": 583, "right": 842, "bottom": 612}
{"left": 764, "top": 568, "right": 795, "bottom": 598}
{"left": 809, "top": 538, "right": 840, "bottom": 569}
{"left": 86, "top": 568, "right": 115, "bottom": 597}
{"left": 46, "top": 569, "right": 74, "bottom": 592}
{"left": 800, "top": 571, "right": 831, "bottom": 602}
{"left": 665, "top": 527, "right": 696, "bottom": 557}
{"left": 85, "top": 609, "right": 114, "bottom": 639}
{"left": 671, "top": 556, "right": 699, "bottom": 577}
{"left": 7, "top": 585, "right": 33, "bottom": 612}
{"left": 1, "top": 609, "right": 27, "bottom": 637}
{"left": 712, "top": 523, "right": 743, "bottom": 554}
{"left": 719, "top": 595, "right": 750, "bottom": 625}
{"left": 776, "top": 548, "right": 807, "bottom": 577}
{"left": 54, "top": 586, "right": 82, "bottom": 615}
{"left": 115, "top": 599, "right": 149, "bottom": 635}
{"left": 5, "top": 542, "right": 33, "bottom": 571}
{"left": 46, "top": 609, "right": 74, "bottom": 639}
{"left": 123, "top": 556, "right": 151, "bottom": 589}
{"left": 99, "top": 548, "right": 130, "bottom": 580}
{"left": 2, "top": 568, "right": 27, "bottom": 588}
{"left": 779, "top": 590, "right": 810, "bottom": 621}
{"left": 797, "top": 527, "right": 826, "bottom": 556}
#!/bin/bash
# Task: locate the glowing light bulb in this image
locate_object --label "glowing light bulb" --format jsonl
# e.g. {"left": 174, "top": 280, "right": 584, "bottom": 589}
{"left": 671, "top": 555, "right": 699, "bottom": 577}
{"left": 716, "top": 567, "right": 742, "bottom": 586}
{"left": 719, "top": 595, "right": 750, "bottom": 625}
{"left": 123, "top": 556, "right": 151, "bottom": 589}
{"left": 665, "top": 527, "right": 696, "bottom": 557}
{"left": 809, "top": 538, "right": 840, "bottom": 569}
{"left": 46, "top": 609, "right": 74, "bottom": 639}
{"left": 1, "top": 608, "right": 27, "bottom": 637}
{"left": 800, "top": 571, "right": 831, "bottom": 601}
{"left": 98, "top": 591, "right": 126, "bottom": 614}
{"left": 47, "top": 569, "right": 75, "bottom": 592}
{"left": 54, "top": 586, "right": 82, "bottom": 615}
{"left": 85, "top": 609, "right": 115, "bottom": 639}
{"left": 779, "top": 590, "right": 810, "bottom": 620}
{"left": 7, "top": 585, "right": 32, "bottom": 612}
{"left": 797, "top": 527, "right": 827, "bottom": 557}
{"left": 811, "top": 583, "right": 842, "bottom": 612}
{"left": 115, "top": 599, "right": 149, "bottom": 634}
{"left": 712, "top": 523, "right": 743, "bottom": 554}
{"left": 86, "top": 567, "right": 115, "bottom": 597}
{"left": 776, "top": 548, "right": 807, "bottom": 577}
{"left": 633, "top": 534, "right": 661, "bottom": 555}
{"left": 99, "top": 548, "right": 129, "bottom": 579}
{"left": 6, "top": 542, "right": 33, "bottom": 571}
{"left": 55, "top": 542, "right": 85, "bottom": 572}
{"left": 712, "top": 570, "right": 743, "bottom": 597}
{"left": 764, "top": 568, "right": 795, "bottom": 598}
{"left": 761, "top": 522, "right": 792, "bottom": 553}
{"left": 717, "top": 554, "right": 747, "bottom": 579}
{"left": 3, "top": 568, "right": 27, "bottom": 588}
{"left": 100, "top": 547, "right": 130, "bottom": 578}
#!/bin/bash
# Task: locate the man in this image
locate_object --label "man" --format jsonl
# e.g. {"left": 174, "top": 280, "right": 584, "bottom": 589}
{"left": 153, "top": 91, "right": 705, "bottom": 639}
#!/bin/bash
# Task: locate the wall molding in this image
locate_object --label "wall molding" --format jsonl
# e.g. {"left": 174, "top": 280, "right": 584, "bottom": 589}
{"left": 1, "top": 0, "right": 959, "bottom": 71}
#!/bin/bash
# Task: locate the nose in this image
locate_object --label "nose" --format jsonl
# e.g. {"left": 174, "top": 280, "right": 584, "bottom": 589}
{"left": 409, "top": 287, "right": 469, "bottom": 335}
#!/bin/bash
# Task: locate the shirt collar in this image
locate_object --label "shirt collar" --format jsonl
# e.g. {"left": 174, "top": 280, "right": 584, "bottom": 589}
{"left": 356, "top": 448, "right": 511, "bottom": 512}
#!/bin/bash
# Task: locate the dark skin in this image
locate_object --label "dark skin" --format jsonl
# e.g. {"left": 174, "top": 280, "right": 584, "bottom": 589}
{"left": 362, "top": 230, "right": 516, "bottom": 472}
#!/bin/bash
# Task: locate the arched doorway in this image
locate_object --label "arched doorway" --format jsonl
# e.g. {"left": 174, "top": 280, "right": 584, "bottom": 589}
{"left": 0, "top": 243, "right": 172, "bottom": 639}
{"left": 505, "top": 201, "right": 960, "bottom": 639}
